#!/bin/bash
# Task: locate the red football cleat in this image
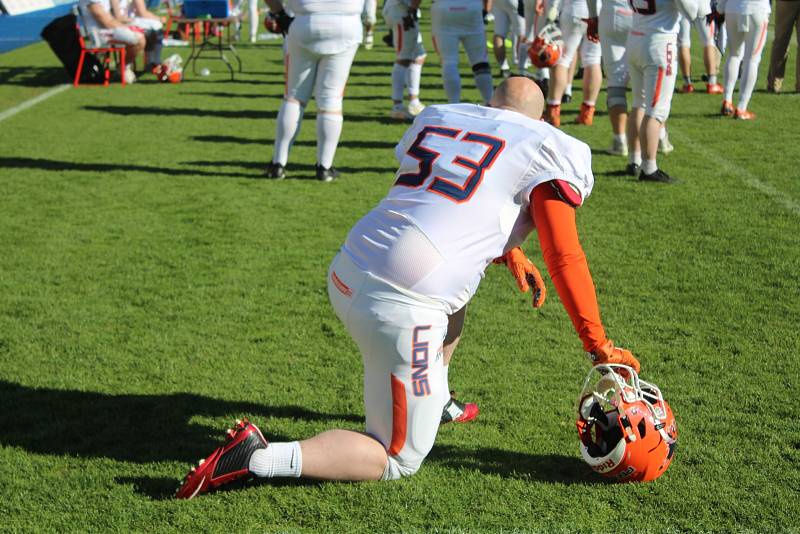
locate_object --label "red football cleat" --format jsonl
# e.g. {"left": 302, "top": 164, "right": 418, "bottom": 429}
{"left": 706, "top": 83, "right": 723, "bottom": 94}
{"left": 680, "top": 83, "right": 695, "bottom": 94}
{"left": 176, "top": 419, "right": 268, "bottom": 499}
{"left": 574, "top": 103, "right": 595, "bottom": 126}
{"left": 545, "top": 104, "right": 561, "bottom": 127}
{"left": 721, "top": 100, "right": 734, "bottom": 117}
{"left": 734, "top": 108, "right": 756, "bottom": 120}
{"left": 441, "top": 392, "right": 480, "bottom": 424}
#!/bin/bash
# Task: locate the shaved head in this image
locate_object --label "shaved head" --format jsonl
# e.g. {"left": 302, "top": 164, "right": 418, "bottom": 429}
{"left": 488, "top": 77, "right": 545, "bottom": 120}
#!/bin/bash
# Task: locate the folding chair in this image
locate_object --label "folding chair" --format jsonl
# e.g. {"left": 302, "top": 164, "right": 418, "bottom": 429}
{"left": 74, "top": 25, "right": 128, "bottom": 86}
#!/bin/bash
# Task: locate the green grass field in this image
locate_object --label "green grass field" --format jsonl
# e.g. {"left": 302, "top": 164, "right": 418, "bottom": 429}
{"left": 1, "top": 18, "right": 799, "bottom": 533}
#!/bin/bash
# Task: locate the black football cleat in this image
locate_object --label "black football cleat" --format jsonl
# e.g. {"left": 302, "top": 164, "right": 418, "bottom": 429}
{"left": 639, "top": 169, "right": 678, "bottom": 184}
{"left": 265, "top": 162, "right": 286, "bottom": 180}
{"left": 441, "top": 392, "right": 479, "bottom": 424}
{"left": 175, "top": 419, "right": 268, "bottom": 499}
{"left": 316, "top": 165, "right": 340, "bottom": 182}
{"left": 382, "top": 31, "right": 393, "bottom": 48}
{"left": 561, "top": 93, "right": 572, "bottom": 104}
{"left": 625, "top": 163, "right": 640, "bottom": 176}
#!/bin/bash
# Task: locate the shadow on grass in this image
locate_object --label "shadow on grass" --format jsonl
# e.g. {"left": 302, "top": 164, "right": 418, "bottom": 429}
{"left": 185, "top": 159, "right": 396, "bottom": 177}
{"left": 117, "top": 472, "right": 326, "bottom": 500}
{"left": 429, "top": 444, "right": 607, "bottom": 485}
{"left": 0, "top": 66, "right": 69, "bottom": 87}
{"left": 83, "top": 105, "right": 402, "bottom": 124}
{"left": 0, "top": 380, "right": 360, "bottom": 465}
{"left": 0, "top": 156, "right": 258, "bottom": 179}
{"left": 190, "top": 134, "right": 397, "bottom": 150}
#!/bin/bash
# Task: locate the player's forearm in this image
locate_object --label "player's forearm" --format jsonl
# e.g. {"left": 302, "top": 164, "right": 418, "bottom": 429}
{"left": 531, "top": 183, "right": 606, "bottom": 352}
{"left": 586, "top": 0, "right": 599, "bottom": 18}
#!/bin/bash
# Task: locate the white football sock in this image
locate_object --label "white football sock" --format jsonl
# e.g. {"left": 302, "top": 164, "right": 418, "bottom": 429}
{"left": 442, "top": 63, "right": 461, "bottom": 103}
{"left": 564, "top": 84, "right": 573, "bottom": 97}
{"left": 249, "top": 441, "right": 302, "bottom": 478}
{"left": 642, "top": 159, "right": 658, "bottom": 174}
{"left": 708, "top": 74, "right": 717, "bottom": 85}
{"left": 584, "top": 99, "right": 596, "bottom": 107}
{"left": 273, "top": 100, "right": 303, "bottom": 166}
{"left": 659, "top": 126, "right": 667, "bottom": 140}
{"left": 613, "top": 133, "right": 626, "bottom": 144}
{"left": 738, "top": 58, "right": 761, "bottom": 110}
{"left": 407, "top": 63, "right": 422, "bottom": 102}
{"left": 316, "top": 112, "right": 343, "bottom": 169}
{"left": 546, "top": 99, "right": 560, "bottom": 107}
{"left": 474, "top": 71, "right": 493, "bottom": 103}
{"left": 248, "top": 0, "right": 258, "bottom": 42}
{"left": 723, "top": 55, "right": 742, "bottom": 102}
{"left": 630, "top": 151, "right": 642, "bottom": 166}
{"left": 391, "top": 63, "right": 408, "bottom": 103}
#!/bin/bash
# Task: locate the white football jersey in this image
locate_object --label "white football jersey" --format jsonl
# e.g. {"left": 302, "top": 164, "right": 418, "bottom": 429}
{"left": 343, "top": 104, "right": 594, "bottom": 314}
{"left": 718, "top": 0, "right": 770, "bottom": 15}
{"left": 287, "top": 0, "right": 365, "bottom": 16}
{"left": 629, "top": 0, "right": 691, "bottom": 34}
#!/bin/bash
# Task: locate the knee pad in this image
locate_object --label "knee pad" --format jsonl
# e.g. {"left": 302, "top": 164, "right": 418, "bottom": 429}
{"left": 382, "top": 456, "right": 423, "bottom": 480}
{"left": 606, "top": 86, "right": 627, "bottom": 111}
{"left": 472, "top": 62, "right": 491, "bottom": 75}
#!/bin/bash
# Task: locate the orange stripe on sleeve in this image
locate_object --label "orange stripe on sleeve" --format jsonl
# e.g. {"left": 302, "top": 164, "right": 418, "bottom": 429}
{"left": 388, "top": 374, "right": 407, "bottom": 456}
{"left": 531, "top": 183, "right": 606, "bottom": 352}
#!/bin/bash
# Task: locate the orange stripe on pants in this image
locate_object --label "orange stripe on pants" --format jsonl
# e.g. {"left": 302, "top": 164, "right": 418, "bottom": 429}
{"left": 651, "top": 66, "right": 664, "bottom": 108}
{"left": 754, "top": 22, "right": 768, "bottom": 57}
{"left": 387, "top": 374, "right": 407, "bottom": 456}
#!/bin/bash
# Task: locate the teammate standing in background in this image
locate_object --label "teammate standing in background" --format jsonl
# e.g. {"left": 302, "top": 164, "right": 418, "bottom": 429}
{"left": 362, "top": 0, "right": 377, "bottom": 49}
{"left": 719, "top": 0, "right": 770, "bottom": 119}
{"left": 263, "top": 0, "right": 364, "bottom": 182}
{"left": 521, "top": 0, "right": 550, "bottom": 92}
{"left": 176, "top": 77, "right": 641, "bottom": 498}
{"left": 676, "top": 2, "right": 723, "bottom": 94}
{"left": 626, "top": 0, "right": 699, "bottom": 182}
{"left": 492, "top": 0, "right": 525, "bottom": 78}
{"left": 384, "top": 0, "right": 427, "bottom": 120}
{"left": 586, "top": 0, "right": 633, "bottom": 156}
{"left": 430, "top": 0, "right": 494, "bottom": 103}
{"left": 543, "top": 0, "right": 603, "bottom": 127}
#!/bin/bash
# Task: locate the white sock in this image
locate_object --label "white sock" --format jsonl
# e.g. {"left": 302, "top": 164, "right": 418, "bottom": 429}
{"left": 584, "top": 99, "right": 595, "bottom": 107}
{"left": 391, "top": 63, "right": 408, "bottom": 103}
{"left": 474, "top": 71, "right": 493, "bottom": 103}
{"left": 249, "top": 441, "right": 302, "bottom": 478}
{"left": 407, "top": 63, "right": 422, "bottom": 102}
{"left": 565, "top": 84, "right": 573, "bottom": 96}
{"left": 443, "top": 364, "right": 450, "bottom": 392}
{"left": 659, "top": 126, "right": 667, "bottom": 140}
{"left": 442, "top": 63, "right": 461, "bottom": 103}
{"left": 500, "top": 58, "right": 510, "bottom": 71}
{"left": 724, "top": 55, "right": 742, "bottom": 102}
{"left": 546, "top": 99, "right": 560, "bottom": 107}
{"left": 630, "top": 151, "right": 642, "bottom": 165}
{"left": 273, "top": 100, "right": 303, "bottom": 166}
{"left": 708, "top": 74, "right": 717, "bottom": 85}
{"left": 613, "top": 133, "right": 626, "bottom": 144}
{"left": 738, "top": 58, "right": 761, "bottom": 110}
{"left": 248, "top": 0, "right": 258, "bottom": 42}
{"left": 316, "top": 112, "right": 343, "bottom": 169}
{"left": 642, "top": 159, "right": 657, "bottom": 174}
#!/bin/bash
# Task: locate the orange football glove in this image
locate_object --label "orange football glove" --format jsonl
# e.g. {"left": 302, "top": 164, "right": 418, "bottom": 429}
{"left": 586, "top": 339, "right": 641, "bottom": 374}
{"left": 494, "top": 247, "right": 546, "bottom": 308}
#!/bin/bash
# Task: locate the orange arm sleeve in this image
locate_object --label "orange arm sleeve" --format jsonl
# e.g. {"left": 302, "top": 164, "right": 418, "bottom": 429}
{"left": 531, "top": 183, "right": 606, "bottom": 352}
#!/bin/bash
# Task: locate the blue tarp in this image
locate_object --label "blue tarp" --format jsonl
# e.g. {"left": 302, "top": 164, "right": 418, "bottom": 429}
{"left": 0, "top": 2, "right": 78, "bottom": 53}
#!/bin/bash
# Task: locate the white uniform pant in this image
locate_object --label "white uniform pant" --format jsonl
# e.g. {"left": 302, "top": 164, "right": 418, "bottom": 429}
{"left": 492, "top": 0, "right": 524, "bottom": 38}
{"left": 723, "top": 12, "right": 769, "bottom": 108}
{"left": 362, "top": 0, "right": 377, "bottom": 26}
{"left": 328, "top": 252, "right": 450, "bottom": 480}
{"left": 284, "top": 15, "right": 361, "bottom": 110}
{"left": 599, "top": 4, "right": 632, "bottom": 88}
{"left": 678, "top": 15, "right": 715, "bottom": 48}
{"left": 557, "top": 16, "right": 602, "bottom": 67}
{"left": 383, "top": 3, "right": 426, "bottom": 60}
{"left": 431, "top": 2, "right": 489, "bottom": 67}
{"left": 628, "top": 32, "right": 678, "bottom": 122}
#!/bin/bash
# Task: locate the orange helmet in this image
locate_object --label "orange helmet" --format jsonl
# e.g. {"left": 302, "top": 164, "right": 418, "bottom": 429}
{"left": 528, "top": 23, "right": 562, "bottom": 68}
{"left": 576, "top": 364, "right": 678, "bottom": 482}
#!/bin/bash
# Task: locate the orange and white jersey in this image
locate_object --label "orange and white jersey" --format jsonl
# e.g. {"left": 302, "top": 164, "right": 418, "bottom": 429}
{"left": 628, "top": 0, "right": 697, "bottom": 34}
{"left": 718, "top": 0, "right": 770, "bottom": 15}
{"left": 287, "top": 0, "right": 365, "bottom": 16}
{"left": 343, "top": 103, "right": 594, "bottom": 314}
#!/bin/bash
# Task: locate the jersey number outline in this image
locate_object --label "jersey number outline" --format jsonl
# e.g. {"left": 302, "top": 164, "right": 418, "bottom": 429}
{"left": 629, "top": 0, "right": 656, "bottom": 15}
{"left": 395, "top": 125, "right": 506, "bottom": 204}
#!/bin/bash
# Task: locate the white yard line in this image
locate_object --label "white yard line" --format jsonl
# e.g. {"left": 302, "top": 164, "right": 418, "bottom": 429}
{"left": 0, "top": 84, "right": 70, "bottom": 124}
{"left": 674, "top": 127, "right": 800, "bottom": 216}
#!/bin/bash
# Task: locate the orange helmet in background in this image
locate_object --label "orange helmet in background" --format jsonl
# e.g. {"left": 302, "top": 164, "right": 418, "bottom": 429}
{"left": 528, "top": 23, "right": 562, "bottom": 68}
{"left": 576, "top": 364, "right": 678, "bottom": 482}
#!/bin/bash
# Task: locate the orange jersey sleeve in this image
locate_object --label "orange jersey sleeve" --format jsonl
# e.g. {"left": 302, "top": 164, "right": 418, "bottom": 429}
{"left": 531, "top": 182, "right": 606, "bottom": 352}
